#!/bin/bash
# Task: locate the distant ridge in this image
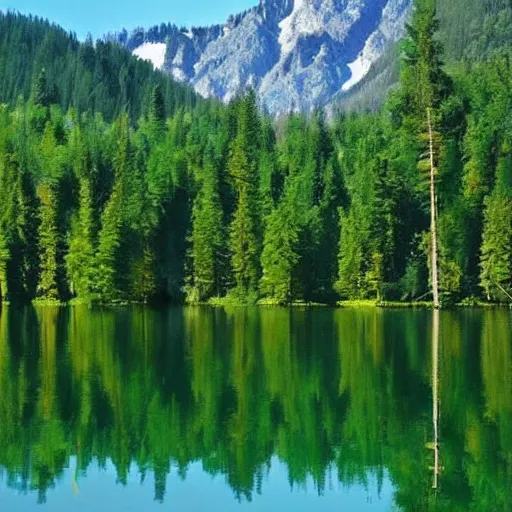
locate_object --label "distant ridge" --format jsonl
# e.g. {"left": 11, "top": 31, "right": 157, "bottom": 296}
{"left": 110, "top": 0, "right": 413, "bottom": 115}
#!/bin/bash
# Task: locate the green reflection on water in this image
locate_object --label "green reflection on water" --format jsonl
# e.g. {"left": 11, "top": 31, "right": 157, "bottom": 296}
{"left": 0, "top": 306, "right": 510, "bottom": 510}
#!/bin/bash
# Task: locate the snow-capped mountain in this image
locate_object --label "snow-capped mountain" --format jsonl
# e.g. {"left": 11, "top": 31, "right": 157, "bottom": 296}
{"left": 111, "top": 0, "right": 413, "bottom": 114}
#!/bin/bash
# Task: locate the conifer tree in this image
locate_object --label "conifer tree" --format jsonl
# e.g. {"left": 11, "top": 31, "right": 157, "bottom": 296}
{"left": 260, "top": 200, "right": 301, "bottom": 303}
{"left": 149, "top": 84, "right": 166, "bottom": 129}
{"left": 480, "top": 148, "right": 512, "bottom": 302}
{"left": 189, "top": 157, "right": 225, "bottom": 302}
{"left": 399, "top": 0, "right": 452, "bottom": 307}
{"left": 228, "top": 94, "right": 262, "bottom": 297}
{"left": 0, "top": 108, "right": 11, "bottom": 301}
{"left": 34, "top": 68, "right": 51, "bottom": 108}
{"left": 6, "top": 105, "right": 41, "bottom": 301}
{"left": 94, "top": 177, "right": 123, "bottom": 302}
{"left": 67, "top": 177, "right": 95, "bottom": 299}
{"left": 127, "top": 149, "right": 159, "bottom": 302}
{"left": 480, "top": 193, "right": 512, "bottom": 301}
{"left": 36, "top": 122, "right": 65, "bottom": 300}
{"left": 37, "top": 184, "right": 61, "bottom": 300}
{"left": 335, "top": 207, "right": 366, "bottom": 299}
{"left": 65, "top": 120, "right": 96, "bottom": 299}
{"left": 229, "top": 137, "right": 260, "bottom": 295}
{"left": 93, "top": 116, "right": 131, "bottom": 302}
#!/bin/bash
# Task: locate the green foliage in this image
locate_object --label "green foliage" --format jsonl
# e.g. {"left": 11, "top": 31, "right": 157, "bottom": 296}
{"left": 480, "top": 192, "right": 512, "bottom": 301}
{"left": 188, "top": 157, "right": 225, "bottom": 302}
{"left": 228, "top": 94, "right": 262, "bottom": 296}
{"left": 92, "top": 118, "right": 131, "bottom": 302}
{"left": 335, "top": 208, "right": 367, "bottom": 299}
{"left": 94, "top": 178, "right": 124, "bottom": 302}
{"left": 66, "top": 178, "right": 95, "bottom": 299}
{"left": 0, "top": 11, "right": 200, "bottom": 123}
{"left": 0, "top": 9, "right": 511, "bottom": 306}
{"left": 401, "top": 0, "right": 452, "bottom": 117}
{"left": 0, "top": 230, "right": 8, "bottom": 301}
{"left": 260, "top": 200, "right": 301, "bottom": 303}
{"left": 36, "top": 184, "right": 61, "bottom": 299}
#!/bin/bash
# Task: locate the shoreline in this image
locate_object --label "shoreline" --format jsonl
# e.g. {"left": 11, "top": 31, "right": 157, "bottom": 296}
{"left": 1, "top": 299, "right": 510, "bottom": 310}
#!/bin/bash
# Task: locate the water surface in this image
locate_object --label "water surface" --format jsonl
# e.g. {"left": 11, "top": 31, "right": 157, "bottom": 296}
{"left": 0, "top": 306, "right": 510, "bottom": 511}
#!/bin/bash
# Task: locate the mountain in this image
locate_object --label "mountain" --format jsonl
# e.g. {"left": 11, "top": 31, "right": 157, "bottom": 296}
{"left": 110, "top": 0, "right": 413, "bottom": 114}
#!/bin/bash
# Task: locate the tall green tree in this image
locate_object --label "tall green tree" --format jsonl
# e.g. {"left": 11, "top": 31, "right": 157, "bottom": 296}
{"left": 188, "top": 155, "right": 225, "bottom": 302}
{"left": 65, "top": 115, "right": 97, "bottom": 299}
{"left": 260, "top": 199, "right": 301, "bottom": 303}
{"left": 93, "top": 116, "right": 131, "bottom": 302}
{"left": 228, "top": 94, "right": 262, "bottom": 297}
{"left": 480, "top": 192, "right": 512, "bottom": 301}
{"left": 36, "top": 121, "right": 66, "bottom": 300}
{"left": 398, "top": 0, "right": 452, "bottom": 307}
{"left": 67, "top": 176, "right": 95, "bottom": 299}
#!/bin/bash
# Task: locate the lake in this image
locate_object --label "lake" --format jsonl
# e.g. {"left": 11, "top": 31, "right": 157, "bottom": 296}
{"left": 0, "top": 306, "right": 510, "bottom": 511}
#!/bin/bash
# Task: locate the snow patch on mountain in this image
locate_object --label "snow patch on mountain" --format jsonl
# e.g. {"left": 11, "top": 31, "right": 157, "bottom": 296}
{"left": 133, "top": 42, "right": 167, "bottom": 70}
{"left": 343, "top": 55, "right": 372, "bottom": 91}
{"left": 342, "top": 0, "right": 411, "bottom": 91}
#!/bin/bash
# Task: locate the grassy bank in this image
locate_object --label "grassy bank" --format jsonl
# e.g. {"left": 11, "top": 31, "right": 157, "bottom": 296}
{"left": 0, "top": 296, "right": 509, "bottom": 309}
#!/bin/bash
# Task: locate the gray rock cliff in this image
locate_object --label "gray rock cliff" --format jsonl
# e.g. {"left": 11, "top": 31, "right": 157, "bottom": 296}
{"left": 111, "top": 0, "right": 413, "bottom": 114}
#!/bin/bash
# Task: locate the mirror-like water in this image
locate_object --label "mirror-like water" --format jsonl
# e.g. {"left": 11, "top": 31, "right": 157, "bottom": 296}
{"left": 0, "top": 306, "right": 511, "bottom": 511}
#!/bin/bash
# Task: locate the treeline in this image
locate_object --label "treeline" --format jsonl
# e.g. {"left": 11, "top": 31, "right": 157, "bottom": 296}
{"left": 0, "top": 306, "right": 510, "bottom": 509}
{"left": 0, "top": 11, "right": 200, "bottom": 123}
{"left": 0, "top": 1, "right": 511, "bottom": 305}
{"left": 105, "top": 21, "right": 223, "bottom": 53}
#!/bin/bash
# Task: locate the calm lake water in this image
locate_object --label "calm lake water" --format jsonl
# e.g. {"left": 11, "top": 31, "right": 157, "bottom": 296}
{"left": 0, "top": 306, "right": 510, "bottom": 511}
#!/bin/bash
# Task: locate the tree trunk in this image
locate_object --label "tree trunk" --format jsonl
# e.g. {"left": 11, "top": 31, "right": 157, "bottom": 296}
{"left": 427, "top": 108, "right": 440, "bottom": 309}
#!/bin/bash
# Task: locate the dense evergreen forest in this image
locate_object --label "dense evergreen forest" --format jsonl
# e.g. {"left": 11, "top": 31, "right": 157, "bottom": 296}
{"left": 0, "top": 0, "right": 511, "bottom": 306}
{"left": 0, "top": 12, "right": 200, "bottom": 123}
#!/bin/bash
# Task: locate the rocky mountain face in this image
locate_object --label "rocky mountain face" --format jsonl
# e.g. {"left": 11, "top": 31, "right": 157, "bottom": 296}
{"left": 111, "top": 0, "right": 413, "bottom": 114}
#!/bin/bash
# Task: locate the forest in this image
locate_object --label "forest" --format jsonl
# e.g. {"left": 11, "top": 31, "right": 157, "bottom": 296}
{"left": 0, "top": 0, "right": 511, "bottom": 306}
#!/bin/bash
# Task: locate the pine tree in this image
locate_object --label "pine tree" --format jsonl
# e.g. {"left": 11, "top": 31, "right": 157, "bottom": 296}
{"left": 189, "top": 158, "right": 225, "bottom": 302}
{"left": 94, "top": 177, "right": 123, "bottom": 302}
{"left": 131, "top": 242, "right": 157, "bottom": 302}
{"left": 128, "top": 149, "right": 159, "bottom": 302}
{"left": 399, "top": 0, "right": 452, "bottom": 307}
{"left": 36, "top": 184, "right": 61, "bottom": 300}
{"left": 36, "top": 122, "right": 65, "bottom": 300}
{"left": 480, "top": 193, "right": 512, "bottom": 301}
{"left": 3, "top": 104, "right": 41, "bottom": 301}
{"left": 335, "top": 207, "right": 366, "bottom": 299}
{"left": 66, "top": 177, "right": 95, "bottom": 299}
{"left": 0, "top": 108, "right": 11, "bottom": 301}
{"left": 260, "top": 200, "right": 301, "bottom": 303}
{"left": 34, "top": 68, "right": 51, "bottom": 108}
{"left": 149, "top": 84, "right": 166, "bottom": 129}
{"left": 93, "top": 116, "right": 131, "bottom": 302}
{"left": 229, "top": 141, "right": 261, "bottom": 295}
{"left": 65, "top": 118, "right": 96, "bottom": 299}
{"left": 228, "top": 94, "right": 262, "bottom": 297}
{"left": 313, "top": 150, "right": 345, "bottom": 301}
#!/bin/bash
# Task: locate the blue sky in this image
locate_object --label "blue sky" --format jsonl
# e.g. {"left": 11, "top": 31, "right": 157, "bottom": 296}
{"left": 1, "top": 0, "right": 258, "bottom": 39}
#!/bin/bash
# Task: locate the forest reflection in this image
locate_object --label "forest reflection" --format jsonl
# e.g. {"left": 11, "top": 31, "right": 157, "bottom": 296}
{"left": 0, "top": 306, "right": 510, "bottom": 510}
